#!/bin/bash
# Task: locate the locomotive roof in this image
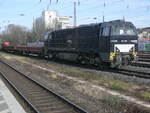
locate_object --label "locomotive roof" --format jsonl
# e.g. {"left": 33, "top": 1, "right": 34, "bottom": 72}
{"left": 101, "top": 20, "right": 134, "bottom": 26}
{"left": 52, "top": 20, "right": 134, "bottom": 33}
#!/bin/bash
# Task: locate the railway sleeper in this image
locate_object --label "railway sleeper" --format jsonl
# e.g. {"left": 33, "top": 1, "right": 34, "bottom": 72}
{"left": 25, "top": 90, "right": 50, "bottom": 93}
{"left": 30, "top": 97, "right": 58, "bottom": 102}
{"left": 36, "top": 106, "right": 75, "bottom": 112}
{"left": 35, "top": 103, "right": 70, "bottom": 108}
{"left": 33, "top": 102, "right": 66, "bottom": 108}
{"left": 31, "top": 100, "right": 64, "bottom": 104}
{"left": 27, "top": 91, "right": 51, "bottom": 95}
{"left": 23, "top": 87, "right": 45, "bottom": 90}
{"left": 28, "top": 94, "right": 55, "bottom": 98}
{"left": 42, "top": 109, "right": 77, "bottom": 113}
{"left": 28, "top": 95, "right": 55, "bottom": 100}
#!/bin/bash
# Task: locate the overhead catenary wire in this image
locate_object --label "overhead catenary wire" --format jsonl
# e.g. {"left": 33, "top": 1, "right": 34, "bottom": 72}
{"left": 3, "top": 0, "right": 148, "bottom": 29}
{"left": 66, "top": 0, "right": 150, "bottom": 26}
{"left": 78, "top": 2, "right": 150, "bottom": 18}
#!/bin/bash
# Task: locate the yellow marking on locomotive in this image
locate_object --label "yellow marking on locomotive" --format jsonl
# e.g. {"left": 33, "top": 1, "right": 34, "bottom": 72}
{"left": 109, "top": 52, "right": 116, "bottom": 61}
{"left": 132, "top": 52, "right": 137, "bottom": 56}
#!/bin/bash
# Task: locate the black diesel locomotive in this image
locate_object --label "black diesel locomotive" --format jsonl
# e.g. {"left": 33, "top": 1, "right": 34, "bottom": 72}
{"left": 44, "top": 20, "right": 138, "bottom": 68}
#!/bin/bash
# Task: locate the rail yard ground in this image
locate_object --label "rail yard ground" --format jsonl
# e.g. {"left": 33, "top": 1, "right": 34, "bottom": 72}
{"left": 0, "top": 52, "right": 150, "bottom": 113}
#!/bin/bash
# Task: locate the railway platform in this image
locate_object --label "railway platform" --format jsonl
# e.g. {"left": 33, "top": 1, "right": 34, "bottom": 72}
{"left": 0, "top": 78, "right": 26, "bottom": 113}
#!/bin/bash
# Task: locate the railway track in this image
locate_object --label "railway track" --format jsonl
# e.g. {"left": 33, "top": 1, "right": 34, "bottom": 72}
{"left": 138, "top": 58, "right": 150, "bottom": 62}
{"left": 116, "top": 66, "right": 150, "bottom": 79}
{"left": 131, "top": 61, "right": 150, "bottom": 68}
{"left": 130, "top": 53, "right": 150, "bottom": 68}
{"left": 138, "top": 53, "right": 150, "bottom": 62}
{"left": 138, "top": 53, "right": 150, "bottom": 58}
{"left": 0, "top": 60, "right": 89, "bottom": 113}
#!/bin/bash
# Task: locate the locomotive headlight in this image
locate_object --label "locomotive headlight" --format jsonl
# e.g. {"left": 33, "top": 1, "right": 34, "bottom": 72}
{"left": 129, "top": 47, "right": 137, "bottom": 56}
{"left": 129, "top": 47, "right": 134, "bottom": 52}
{"left": 115, "top": 47, "right": 120, "bottom": 53}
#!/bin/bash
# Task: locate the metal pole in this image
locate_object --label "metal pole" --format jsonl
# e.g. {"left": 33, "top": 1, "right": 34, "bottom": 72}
{"left": 33, "top": 16, "right": 35, "bottom": 30}
{"left": 102, "top": 12, "right": 105, "bottom": 22}
{"left": 123, "top": 16, "right": 125, "bottom": 21}
{"left": 74, "top": 2, "right": 77, "bottom": 27}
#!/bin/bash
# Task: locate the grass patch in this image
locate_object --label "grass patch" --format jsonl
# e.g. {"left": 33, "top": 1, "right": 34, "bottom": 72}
{"left": 63, "top": 67, "right": 86, "bottom": 76}
{"left": 111, "top": 84, "right": 127, "bottom": 91}
{"left": 48, "top": 73, "right": 58, "bottom": 79}
{"left": 60, "top": 66, "right": 104, "bottom": 81}
{"left": 111, "top": 79, "right": 120, "bottom": 84}
{"left": 101, "top": 95, "right": 122, "bottom": 108}
{"left": 1, "top": 52, "right": 146, "bottom": 102}
{"left": 141, "top": 92, "right": 150, "bottom": 101}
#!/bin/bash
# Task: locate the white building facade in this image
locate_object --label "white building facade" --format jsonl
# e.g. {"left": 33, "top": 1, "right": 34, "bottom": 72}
{"left": 138, "top": 28, "right": 150, "bottom": 38}
{"left": 58, "top": 16, "right": 73, "bottom": 29}
{"left": 34, "top": 10, "right": 72, "bottom": 31}
{"left": 42, "top": 10, "right": 57, "bottom": 29}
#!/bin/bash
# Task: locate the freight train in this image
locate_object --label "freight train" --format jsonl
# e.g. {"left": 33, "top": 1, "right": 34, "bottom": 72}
{"left": 1, "top": 20, "right": 138, "bottom": 68}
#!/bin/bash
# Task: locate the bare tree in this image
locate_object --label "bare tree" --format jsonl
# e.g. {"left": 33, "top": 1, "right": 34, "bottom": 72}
{"left": 0, "top": 24, "right": 29, "bottom": 45}
{"left": 0, "top": 18, "right": 62, "bottom": 46}
{"left": 33, "top": 17, "right": 61, "bottom": 41}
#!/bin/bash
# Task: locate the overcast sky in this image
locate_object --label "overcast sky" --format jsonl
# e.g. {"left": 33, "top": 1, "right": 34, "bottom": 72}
{"left": 0, "top": 0, "right": 149, "bottom": 30}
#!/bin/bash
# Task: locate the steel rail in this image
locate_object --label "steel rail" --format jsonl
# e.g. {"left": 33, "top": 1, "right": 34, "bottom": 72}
{"left": 116, "top": 68, "right": 150, "bottom": 79}
{"left": 0, "top": 71, "right": 40, "bottom": 113}
{"left": 131, "top": 62, "right": 150, "bottom": 68}
{"left": 0, "top": 60, "right": 90, "bottom": 113}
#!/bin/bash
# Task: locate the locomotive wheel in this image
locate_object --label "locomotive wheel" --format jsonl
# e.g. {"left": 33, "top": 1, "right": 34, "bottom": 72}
{"left": 81, "top": 58, "right": 89, "bottom": 65}
{"left": 94, "top": 57, "right": 100, "bottom": 67}
{"left": 48, "top": 54, "right": 53, "bottom": 59}
{"left": 78, "top": 56, "right": 89, "bottom": 65}
{"left": 77, "top": 55, "right": 85, "bottom": 64}
{"left": 81, "top": 60, "right": 86, "bottom": 65}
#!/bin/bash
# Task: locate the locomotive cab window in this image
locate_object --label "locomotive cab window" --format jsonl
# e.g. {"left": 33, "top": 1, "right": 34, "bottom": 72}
{"left": 101, "top": 26, "right": 111, "bottom": 36}
{"left": 111, "top": 25, "right": 137, "bottom": 36}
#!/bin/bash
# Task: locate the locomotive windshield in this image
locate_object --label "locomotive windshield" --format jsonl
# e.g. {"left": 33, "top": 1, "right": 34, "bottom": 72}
{"left": 111, "top": 25, "right": 137, "bottom": 36}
